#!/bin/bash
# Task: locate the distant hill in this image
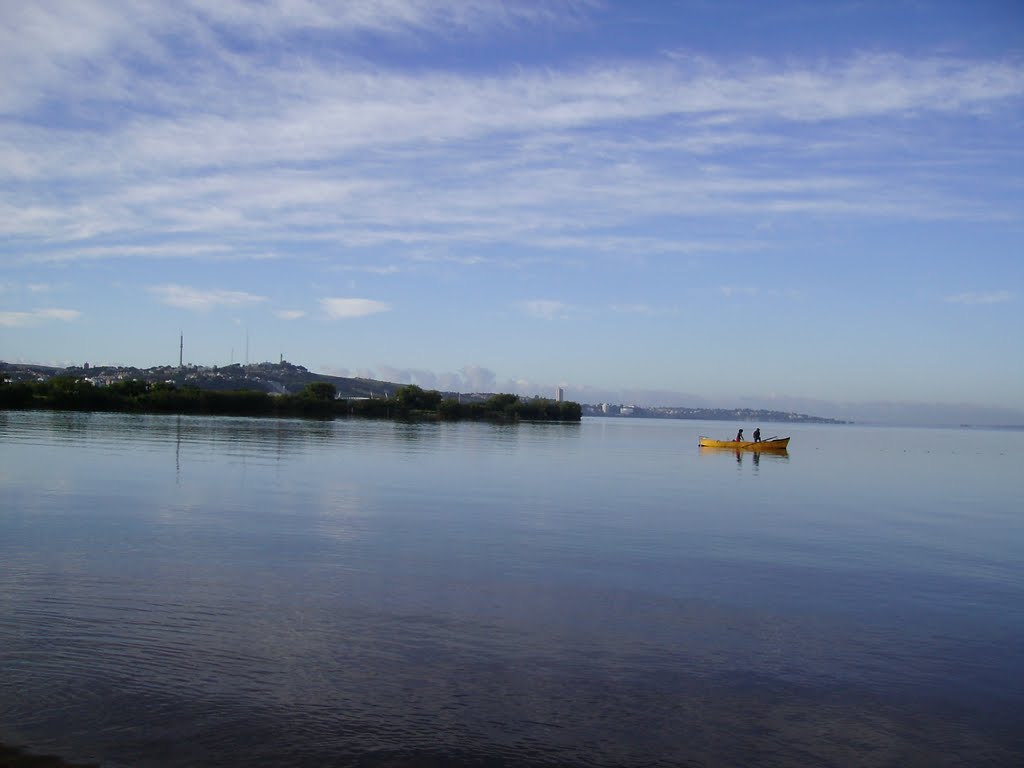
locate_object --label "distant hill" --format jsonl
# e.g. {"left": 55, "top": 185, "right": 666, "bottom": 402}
{"left": 0, "top": 360, "right": 460, "bottom": 401}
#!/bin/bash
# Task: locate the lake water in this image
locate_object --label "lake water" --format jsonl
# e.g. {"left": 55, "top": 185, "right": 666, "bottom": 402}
{"left": 1, "top": 411, "right": 1022, "bottom": 767}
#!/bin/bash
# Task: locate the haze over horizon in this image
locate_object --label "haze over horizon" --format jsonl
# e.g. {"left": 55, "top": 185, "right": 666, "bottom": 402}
{"left": 2, "top": 1, "right": 1022, "bottom": 426}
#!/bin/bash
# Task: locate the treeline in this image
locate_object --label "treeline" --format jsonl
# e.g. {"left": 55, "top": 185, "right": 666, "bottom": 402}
{"left": 0, "top": 377, "right": 582, "bottom": 422}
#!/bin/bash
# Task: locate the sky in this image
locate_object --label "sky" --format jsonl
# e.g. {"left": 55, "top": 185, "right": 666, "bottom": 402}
{"left": 2, "top": 0, "right": 1023, "bottom": 424}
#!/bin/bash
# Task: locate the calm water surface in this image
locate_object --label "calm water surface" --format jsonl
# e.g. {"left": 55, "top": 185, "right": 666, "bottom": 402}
{"left": 1, "top": 411, "right": 1022, "bottom": 767}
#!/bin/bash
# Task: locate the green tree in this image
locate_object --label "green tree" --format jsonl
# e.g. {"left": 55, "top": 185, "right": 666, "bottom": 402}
{"left": 559, "top": 401, "right": 582, "bottom": 421}
{"left": 438, "top": 398, "right": 463, "bottom": 419}
{"left": 395, "top": 384, "right": 442, "bottom": 411}
{"left": 41, "top": 376, "right": 107, "bottom": 410}
{"left": 0, "top": 381, "right": 33, "bottom": 408}
{"left": 485, "top": 393, "right": 519, "bottom": 411}
{"left": 110, "top": 379, "right": 150, "bottom": 397}
{"left": 302, "top": 381, "right": 337, "bottom": 401}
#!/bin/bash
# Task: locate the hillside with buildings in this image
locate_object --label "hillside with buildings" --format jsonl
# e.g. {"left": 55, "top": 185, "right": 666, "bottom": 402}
{"left": 1, "top": 360, "right": 405, "bottom": 400}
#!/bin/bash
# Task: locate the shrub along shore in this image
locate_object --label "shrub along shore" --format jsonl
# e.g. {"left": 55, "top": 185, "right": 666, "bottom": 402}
{"left": 0, "top": 377, "right": 582, "bottom": 423}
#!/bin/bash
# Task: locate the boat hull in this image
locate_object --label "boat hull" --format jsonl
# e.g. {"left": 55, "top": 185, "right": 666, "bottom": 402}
{"left": 698, "top": 437, "right": 790, "bottom": 450}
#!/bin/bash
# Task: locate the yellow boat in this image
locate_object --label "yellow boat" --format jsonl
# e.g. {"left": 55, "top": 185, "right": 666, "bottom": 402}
{"left": 698, "top": 436, "right": 790, "bottom": 450}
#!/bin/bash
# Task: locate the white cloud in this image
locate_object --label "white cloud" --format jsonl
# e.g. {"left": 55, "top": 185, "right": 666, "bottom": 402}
{"left": 522, "top": 299, "right": 571, "bottom": 320}
{"left": 1, "top": 0, "right": 1022, "bottom": 395}
{"left": 2, "top": 24, "right": 1022, "bottom": 269}
{"left": 944, "top": 290, "right": 1013, "bottom": 305}
{"left": 320, "top": 298, "right": 392, "bottom": 319}
{"left": 0, "top": 281, "right": 65, "bottom": 295}
{"left": 324, "top": 363, "right": 528, "bottom": 395}
{"left": 16, "top": 243, "right": 241, "bottom": 264}
{"left": 169, "top": 0, "right": 564, "bottom": 41}
{"left": 608, "top": 303, "right": 679, "bottom": 316}
{"left": 329, "top": 264, "right": 404, "bottom": 275}
{"left": 150, "top": 284, "right": 268, "bottom": 311}
{"left": 375, "top": 365, "right": 412, "bottom": 384}
{"left": 720, "top": 285, "right": 760, "bottom": 298}
{"left": 610, "top": 303, "right": 654, "bottom": 314}
{"left": 275, "top": 309, "right": 306, "bottom": 320}
{"left": 436, "top": 372, "right": 464, "bottom": 391}
{"left": 0, "top": 1, "right": 562, "bottom": 100}
{"left": 0, "top": 307, "right": 81, "bottom": 326}
{"left": 373, "top": 365, "right": 440, "bottom": 389}
{"left": 460, "top": 364, "right": 497, "bottom": 392}
{"left": 27, "top": 54, "right": 1016, "bottom": 178}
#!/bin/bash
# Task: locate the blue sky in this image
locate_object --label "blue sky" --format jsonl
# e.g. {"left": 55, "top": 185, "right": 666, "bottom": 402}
{"left": 2, "top": 1, "right": 1022, "bottom": 423}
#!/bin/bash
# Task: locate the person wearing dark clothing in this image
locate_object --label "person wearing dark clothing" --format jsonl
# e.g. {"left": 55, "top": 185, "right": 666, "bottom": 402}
{"left": 753, "top": 428, "right": 761, "bottom": 442}
{"left": 736, "top": 429, "right": 744, "bottom": 442}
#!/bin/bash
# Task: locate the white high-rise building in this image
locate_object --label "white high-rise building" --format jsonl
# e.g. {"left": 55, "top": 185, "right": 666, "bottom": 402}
{"left": 555, "top": 387, "right": 564, "bottom": 402}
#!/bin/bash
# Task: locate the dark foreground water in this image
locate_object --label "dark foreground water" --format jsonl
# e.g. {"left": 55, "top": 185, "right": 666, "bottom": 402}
{"left": 1, "top": 411, "right": 1022, "bottom": 767}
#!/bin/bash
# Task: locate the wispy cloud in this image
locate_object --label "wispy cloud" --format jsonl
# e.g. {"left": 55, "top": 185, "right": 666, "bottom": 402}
{"left": 0, "top": 307, "right": 81, "bottom": 327}
{"left": 0, "top": 1, "right": 570, "bottom": 113}
{"left": 944, "top": 290, "right": 1013, "bottom": 305}
{"left": 609, "top": 303, "right": 679, "bottom": 316}
{"left": 720, "top": 285, "right": 760, "bottom": 298}
{"left": 323, "top": 362, "right": 508, "bottom": 395}
{"left": 0, "top": 281, "right": 65, "bottom": 294}
{"left": 610, "top": 303, "right": 655, "bottom": 315}
{"left": 3, "top": 6, "right": 1022, "bottom": 269}
{"left": 150, "top": 284, "right": 268, "bottom": 311}
{"left": 521, "top": 299, "right": 571, "bottom": 320}
{"left": 157, "top": 1, "right": 569, "bottom": 44}
{"left": 320, "top": 298, "right": 392, "bottom": 319}
{"left": 329, "top": 264, "right": 404, "bottom": 275}
{"left": 275, "top": 309, "right": 307, "bottom": 320}
{"left": 11, "top": 243, "right": 243, "bottom": 265}
{"left": 460, "top": 364, "right": 498, "bottom": 392}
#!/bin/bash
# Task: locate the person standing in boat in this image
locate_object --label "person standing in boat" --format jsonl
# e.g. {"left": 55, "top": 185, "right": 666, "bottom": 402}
{"left": 736, "top": 428, "right": 744, "bottom": 442}
{"left": 753, "top": 428, "right": 761, "bottom": 442}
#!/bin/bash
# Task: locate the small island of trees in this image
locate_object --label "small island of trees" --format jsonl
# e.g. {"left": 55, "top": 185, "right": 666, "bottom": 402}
{"left": 0, "top": 376, "right": 582, "bottom": 423}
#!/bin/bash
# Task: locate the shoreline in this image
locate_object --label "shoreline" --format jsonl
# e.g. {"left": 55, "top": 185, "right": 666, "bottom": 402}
{"left": 0, "top": 381, "right": 583, "bottom": 423}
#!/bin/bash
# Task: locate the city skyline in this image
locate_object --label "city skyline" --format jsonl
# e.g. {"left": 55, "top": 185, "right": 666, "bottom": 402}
{"left": 2, "top": 1, "right": 1022, "bottom": 425}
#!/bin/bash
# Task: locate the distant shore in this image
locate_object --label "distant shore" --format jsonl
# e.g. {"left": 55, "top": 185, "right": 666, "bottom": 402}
{"left": 1, "top": 360, "right": 847, "bottom": 424}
